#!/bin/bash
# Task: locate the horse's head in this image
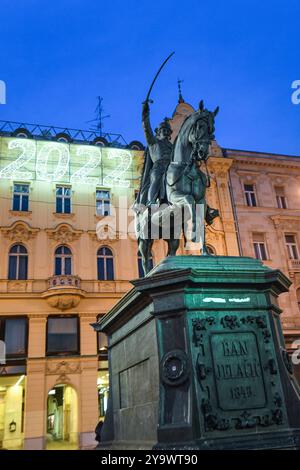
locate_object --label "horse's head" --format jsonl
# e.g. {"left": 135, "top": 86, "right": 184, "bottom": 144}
{"left": 173, "top": 101, "right": 219, "bottom": 163}
{"left": 188, "top": 102, "right": 219, "bottom": 162}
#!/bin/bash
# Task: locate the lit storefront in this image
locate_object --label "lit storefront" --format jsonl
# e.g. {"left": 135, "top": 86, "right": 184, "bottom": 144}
{"left": 0, "top": 374, "right": 26, "bottom": 449}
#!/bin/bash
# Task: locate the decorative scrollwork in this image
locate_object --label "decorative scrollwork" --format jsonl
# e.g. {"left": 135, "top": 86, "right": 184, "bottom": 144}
{"left": 220, "top": 315, "right": 239, "bottom": 329}
{"left": 241, "top": 315, "right": 267, "bottom": 329}
{"left": 235, "top": 411, "right": 257, "bottom": 429}
{"left": 192, "top": 317, "right": 215, "bottom": 347}
{"left": 201, "top": 399, "right": 230, "bottom": 431}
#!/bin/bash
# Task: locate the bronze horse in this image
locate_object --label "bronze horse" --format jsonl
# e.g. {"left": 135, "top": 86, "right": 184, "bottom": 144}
{"left": 135, "top": 101, "right": 219, "bottom": 275}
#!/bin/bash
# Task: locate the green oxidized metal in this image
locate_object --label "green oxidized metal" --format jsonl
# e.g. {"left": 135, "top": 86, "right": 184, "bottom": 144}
{"left": 94, "top": 255, "right": 300, "bottom": 450}
{"left": 139, "top": 256, "right": 300, "bottom": 449}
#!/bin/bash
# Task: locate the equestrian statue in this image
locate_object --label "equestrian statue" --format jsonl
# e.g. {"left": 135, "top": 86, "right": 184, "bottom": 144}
{"left": 134, "top": 54, "right": 219, "bottom": 275}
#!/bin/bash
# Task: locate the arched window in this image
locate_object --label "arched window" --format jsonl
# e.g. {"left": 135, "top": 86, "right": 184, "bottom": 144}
{"left": 8, "top": 244, "right": 28, "bottom": 280}
{"left": 137, "top": 251, "right": 153, "bottom": 278}
{"left": 97, "top": 247, "right": 114, "bottom": 280}
{"left": 55, "top": 246, "right": 72, "bottom": 275}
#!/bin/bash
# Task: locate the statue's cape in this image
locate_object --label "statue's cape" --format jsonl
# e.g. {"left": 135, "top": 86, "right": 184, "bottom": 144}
{"left": 135, "top": 147, "right": 153, "bottom": 206}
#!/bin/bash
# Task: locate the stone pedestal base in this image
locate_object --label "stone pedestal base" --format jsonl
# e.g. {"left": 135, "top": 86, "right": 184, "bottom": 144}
{"left": 94, "top": 256, "right": 300, "bottom": 450}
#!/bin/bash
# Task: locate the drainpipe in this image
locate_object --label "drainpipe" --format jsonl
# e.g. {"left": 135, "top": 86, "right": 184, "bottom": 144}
{"left": 223, "top": 149, "right": 243, "bottom": 256}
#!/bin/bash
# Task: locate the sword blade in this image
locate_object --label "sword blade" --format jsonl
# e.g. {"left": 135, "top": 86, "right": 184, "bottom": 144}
{"left": 144, "top": 51, "right": 175, "bottom": 103}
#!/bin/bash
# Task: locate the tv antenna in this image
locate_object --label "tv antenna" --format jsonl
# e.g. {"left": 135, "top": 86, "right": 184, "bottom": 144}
{"left": 87, "top": 96, "right": 110, "bottom": 136}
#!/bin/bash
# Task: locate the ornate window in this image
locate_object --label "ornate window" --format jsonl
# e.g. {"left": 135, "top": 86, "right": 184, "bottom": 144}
{"left": 8, "top": 244, "right": 28, "bottom": 280}
{"left": 275, "top": 186, "right": 287, "bottom": 209}
{"left": 97, "top": 247, "right": 114, "bottom": 280}
{"left": 54, "top": 246, "right": 72, "bottom": 275}
{"left": 56, "top": 186, "right": 71, "bottom": 214}
{"left": 137, "top": 251, "right": 153, "bottom": 278}
{"left": 244, "top": 184, "right": 257, "bottom": 207}
{"left": 96, "top": 190, "right": 111, "bottom": 216}
{"left": 253, "top": 233, "right": 268, "bottom": 261}
{"left": 12, "top": 183, "right": 29, "bottom": 211}
{"left": 285, "top": 235, "right": 299, "bottom": 260}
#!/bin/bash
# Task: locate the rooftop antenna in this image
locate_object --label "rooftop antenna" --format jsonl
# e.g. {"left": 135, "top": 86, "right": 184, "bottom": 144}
{"left": 87, "top": 96, "right": 110, "bottom": 136}
{"left": 177, "top": 78, "right": 184, "bottom": 103}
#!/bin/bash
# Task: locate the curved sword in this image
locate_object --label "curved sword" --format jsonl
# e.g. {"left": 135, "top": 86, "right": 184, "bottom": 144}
{"left": 143, "top": 51, "right": 175, "bottom": 104}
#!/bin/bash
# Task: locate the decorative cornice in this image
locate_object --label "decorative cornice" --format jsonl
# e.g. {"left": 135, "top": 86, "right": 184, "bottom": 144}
{"left": 208, "top": 141, "right": 224, "bottom": 158}
{"left": 46, "top": 223, "right": 82, "bottom": 243}
{"left": 231, "top": 158, "right": 300, "bottom": 171}
{"left": 266, "top": 172, "right": 291, "bottom": 182}
{"left": 208, "top": 157, "right": 233, "bottom": 177}
{"left": 235, "top": 170, "right": 262, "bottom": 178}
{"left": 1, "top": 221, "right": 39, "bottom": 242}
{"left": 270, "top": 215, "right": 300, "bottom": 230}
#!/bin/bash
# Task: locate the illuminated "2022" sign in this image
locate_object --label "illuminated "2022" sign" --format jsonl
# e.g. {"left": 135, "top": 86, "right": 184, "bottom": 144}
{"left": 0, "top": 137, "right": 135, "bottom": 187}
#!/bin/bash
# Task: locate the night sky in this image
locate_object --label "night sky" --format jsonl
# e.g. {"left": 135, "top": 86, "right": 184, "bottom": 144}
{"left": 0, "top": 0, "right": 299, "bottom": 155}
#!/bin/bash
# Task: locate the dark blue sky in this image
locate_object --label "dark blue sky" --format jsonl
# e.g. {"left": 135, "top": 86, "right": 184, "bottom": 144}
{"left": 0, "top": 0, "right": 299, "bottom": 155}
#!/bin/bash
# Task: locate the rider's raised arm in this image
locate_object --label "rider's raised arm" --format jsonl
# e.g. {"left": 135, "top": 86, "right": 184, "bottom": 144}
{"left": 142, "top": 102, "right": 156, "bottom": 145}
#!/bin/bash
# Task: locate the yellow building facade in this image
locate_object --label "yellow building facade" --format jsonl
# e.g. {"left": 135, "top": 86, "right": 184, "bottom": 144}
{"left": 0, "top": 100, "right": 299, "bottom": 449}
{"left": 227, "top": 148, "right": 300, "bottom": 352}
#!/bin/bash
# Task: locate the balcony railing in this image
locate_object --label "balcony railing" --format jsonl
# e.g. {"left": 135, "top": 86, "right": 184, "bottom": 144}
{"left": 288, "top": 259, "right": 300, "bottom": 271}
{"left": 0, "top": 119, "right": 128, "bottom": 147}
{"left": 48, "top": 275, "right": 81, "bottom": 289}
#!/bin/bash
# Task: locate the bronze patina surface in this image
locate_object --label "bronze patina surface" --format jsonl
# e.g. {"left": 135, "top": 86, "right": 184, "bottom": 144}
{"left": 94, "top": 256, "right": 300, "bottom": 449}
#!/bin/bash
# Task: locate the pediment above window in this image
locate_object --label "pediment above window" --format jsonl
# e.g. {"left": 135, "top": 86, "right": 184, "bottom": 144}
{"left": 1, "top": 221, "right": 39, "bottom": 242}
{"left": 46, "top": 223, "right": 83, "bottom": 243}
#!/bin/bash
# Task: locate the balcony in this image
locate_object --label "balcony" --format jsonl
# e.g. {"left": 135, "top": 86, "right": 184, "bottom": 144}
{"left": 288, "top": 259, "right": 300, "bottom": 271}
{"left": 42, "top": 275, "right": 85, "bottom": 311}
{"left": 48, "top": 275, "right": 81, "bottom": 290}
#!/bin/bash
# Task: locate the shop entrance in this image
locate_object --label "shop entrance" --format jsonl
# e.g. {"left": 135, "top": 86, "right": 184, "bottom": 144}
{"left": 46, "top": 384, "right": 78, "bottom": 450}
{"left": 0, "top": 375, "right": 25, "bottom": 450}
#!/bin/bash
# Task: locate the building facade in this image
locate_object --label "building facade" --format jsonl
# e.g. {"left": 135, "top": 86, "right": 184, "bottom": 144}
{"left": 0, "top": 100, "right": 299, "bottom": 449}
{"left": 227, "top": 148, "right": 300, "bottom": 353}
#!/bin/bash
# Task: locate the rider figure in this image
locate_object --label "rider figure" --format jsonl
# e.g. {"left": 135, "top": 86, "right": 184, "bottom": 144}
{"left": 142, "top": 101, "right": 173, "bottom": 206}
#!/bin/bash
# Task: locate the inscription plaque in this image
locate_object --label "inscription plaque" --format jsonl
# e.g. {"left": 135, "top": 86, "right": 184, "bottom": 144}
{"left": 210, "top": 332, "right": 266, "bottom": 411}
